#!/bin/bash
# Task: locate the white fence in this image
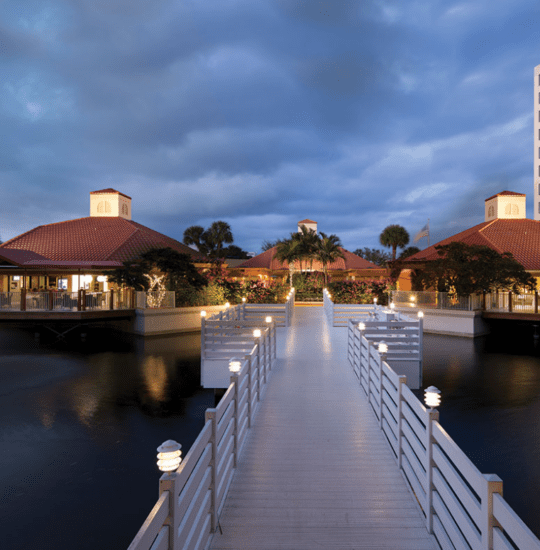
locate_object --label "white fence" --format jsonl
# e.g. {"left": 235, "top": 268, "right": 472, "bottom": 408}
{"left": 127, "top": 329, "right": 272, "bottom": 550}
{"left": 348, "top": 322, "right": 540, "bottom": 550}
{"left": 322, "top": 288, "right": 375, "bottom": 326}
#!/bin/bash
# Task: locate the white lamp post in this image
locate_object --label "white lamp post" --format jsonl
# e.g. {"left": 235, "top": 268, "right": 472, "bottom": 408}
{"left": 424, "top": 386, "right": 441, "bottom": 409}
{"left": 418, "top": 311, "right": 424, "bottom": 318}
{"left": 157, "top": 440, "right": 182, "bottom": 473}
{"left": 229, "top": 357, "right": 242, "bottom": 374}
{"left": 390, "top": 302, "right": 395, "bottom": 311}
{"left": 378, "top": 341, "right": 388, "bottom": 361}
{"left": 225, "top": 302, "right": 230, "bottom": 308}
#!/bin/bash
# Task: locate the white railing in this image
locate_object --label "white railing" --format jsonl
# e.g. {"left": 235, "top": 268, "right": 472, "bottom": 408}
{"left": 127, "top": 335, "right": 272, "bottom": 550}
{"left": 348, "top": 321, "right": 540, "bottom": 550}
{"left": 392, "top": 291, "right": 481, "bottom": 311}
{"left": 136, "top": 291, "right": 176, "bottom": 309}
{"left": 323, "top": 288, "right": 381, "bottom": 326}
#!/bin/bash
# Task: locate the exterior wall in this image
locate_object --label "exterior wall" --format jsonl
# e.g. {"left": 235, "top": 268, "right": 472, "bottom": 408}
{"left": 533, "top": 65, "right": 540, "bottom": 220}
{"left": 132, "top": 305, "right": 228, "bottom": 336}
{"left": 396, "top": 307, "right": 490, "bottom": 337}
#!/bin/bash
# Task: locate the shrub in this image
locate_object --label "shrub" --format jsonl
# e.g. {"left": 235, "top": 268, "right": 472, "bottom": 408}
{"left": 328, "top": 279, "right": 393, "bottom": 305}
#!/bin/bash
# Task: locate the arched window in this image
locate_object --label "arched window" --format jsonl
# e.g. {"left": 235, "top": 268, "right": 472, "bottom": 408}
{"left": 121, "top": 203, "right": 128, "bottom": 216}
{"left": 504, "top": 204, "right": 519, "bottom": 216}
{"left": 97, "top": 201, "right": 112, "bottom": 213}
{"left": 488, "top": 205, "right": 494, "bottom": 218}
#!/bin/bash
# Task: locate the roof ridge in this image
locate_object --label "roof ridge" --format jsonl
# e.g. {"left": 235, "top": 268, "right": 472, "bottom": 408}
{"left": 478, "top": 219, "right": 506, "bottom": 254}
{"left": 103, "top": 218, "right": 139, "bottom": 260}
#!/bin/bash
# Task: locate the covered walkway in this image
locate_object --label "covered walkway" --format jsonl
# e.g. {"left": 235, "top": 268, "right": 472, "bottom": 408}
{"left": 209, "top": 306, "right": 438, "bottom": 549}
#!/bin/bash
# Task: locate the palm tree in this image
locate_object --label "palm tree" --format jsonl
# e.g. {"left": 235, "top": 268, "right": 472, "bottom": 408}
{"left": 315, "top": 232, "right": 345, "bottom": 285}
{"left": 293, "top": 225, "right": 320, "bottom": 272}
{"left": 379, "top": 224, "right": 410, "bottom": 261}
{"left": 206, "top": 221, "right": 233, "bottom": 258}
{"left": 183, "top": 225, "right": 210, "bottom": 256}
{"left": 275, "top": 238, "right": 301, "bottom": 286}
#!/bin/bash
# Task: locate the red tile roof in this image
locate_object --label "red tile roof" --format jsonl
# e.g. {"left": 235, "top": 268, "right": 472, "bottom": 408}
{"left": 298, "top": 219, "right": 317, "bottom": 224}
{"left": 0, "top": 217, "right": 207, "bottom": 265}
{"left": 404, "top": 219, "right": 540, "bottom": 270}
{"left": 237, "top": 246, "right": 381, "bottom": 271}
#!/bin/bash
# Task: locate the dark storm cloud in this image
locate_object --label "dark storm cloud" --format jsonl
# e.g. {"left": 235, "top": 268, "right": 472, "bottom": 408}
{"left": 1, "top": 0, "right": 540, "bottom": 254}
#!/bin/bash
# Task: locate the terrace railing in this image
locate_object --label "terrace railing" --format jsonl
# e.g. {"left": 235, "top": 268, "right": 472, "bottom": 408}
{"left": 127, "top": 333, "right": 272, "bottom": 550}
{"left": 348, "top": 322, "right": 540, "bottom": 550}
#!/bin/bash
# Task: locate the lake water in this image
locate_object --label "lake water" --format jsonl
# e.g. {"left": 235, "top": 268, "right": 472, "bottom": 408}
{"left": 1, "top": 319, "right": 539, "bottom": 549}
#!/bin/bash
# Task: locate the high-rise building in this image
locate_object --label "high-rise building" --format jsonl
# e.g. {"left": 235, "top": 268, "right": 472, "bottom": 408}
{"left": 534, "top": 64, "right": 540, "bottom": 220}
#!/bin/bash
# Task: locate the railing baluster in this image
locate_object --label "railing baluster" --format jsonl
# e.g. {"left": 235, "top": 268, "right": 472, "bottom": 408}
{"left": 205, "top": 408, "right": 218, "bottom": 533}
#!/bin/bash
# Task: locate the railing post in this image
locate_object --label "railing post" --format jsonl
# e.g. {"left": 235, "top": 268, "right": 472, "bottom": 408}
{"left": 245, "top": 354, "right": 252, "bottom": 427}
{"left": 480, "top": 474, "right": 503, "bottom": 550}
{"left": 159, "top": 471, "right": 181, "bottom": 550}
{"left": 535, "top": 291, "right": 538, "bottom": 314}
{"left": 397, "top": 375, "right": 407, "bottom": 469}
{"left": 367, "top": 341, "right": 373, "bottom": 407}
{"left": 482, "top": 291, "right": 486, "bottom": 311}
{"left": 379, "top": 351, "right": 386, "bottom": 429}
{"left": 205, "top": 408, "right": 219, "bottom": 533}
{"left": 49, "top": 289, "right": 53, "bottom": 311}
{"left": 425, "top": 408, "right": 439, "bottom": 534}
{"left": 230, "top": 372, "right": 239, "bottom": 468}
{"left": 20, "top": 289, "right": 26, "bottom": 311}
{"left": 508, "top": 291, "right": 513, "bottom": 313}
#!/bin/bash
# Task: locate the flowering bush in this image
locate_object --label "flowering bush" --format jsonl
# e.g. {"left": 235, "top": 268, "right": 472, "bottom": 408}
{"left": 241, "top": 280, "right": 288, "bottom": 303}
{"left": 328, "top": 279, "right": 393, "bottom": 305}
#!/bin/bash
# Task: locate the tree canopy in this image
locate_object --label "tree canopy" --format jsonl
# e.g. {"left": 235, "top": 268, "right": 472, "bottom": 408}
{"left": 379, "top": 225, "right": 410, "bottom": 261}
{"left": 183, "top": 221, "right": 235, "bottom": 258}
{"left": 107, "top": 247, "right": 207, "bottom": 291}
{"left": 412, "top": 242, "right": 536, "bottom": 295}
{"left": 399, "top": 246, "right": 421, "bottom": 259}
{"left": 353, "top": 247, "right": 391, "bottom": 266}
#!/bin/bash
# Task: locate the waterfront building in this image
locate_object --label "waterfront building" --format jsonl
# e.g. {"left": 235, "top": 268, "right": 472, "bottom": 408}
{"left": 397, "top": 191, "right": 540, "bottom": 289}
{"left": 230, "top": 219, "right": 387, "bottom": 281}
{"left": 0, "top": 189, "right": 208, "bottom": 293}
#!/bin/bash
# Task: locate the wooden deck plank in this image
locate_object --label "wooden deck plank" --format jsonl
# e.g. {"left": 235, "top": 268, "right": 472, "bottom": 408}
{"left": 209, "top": 307, "right": 438, "bottom": 550}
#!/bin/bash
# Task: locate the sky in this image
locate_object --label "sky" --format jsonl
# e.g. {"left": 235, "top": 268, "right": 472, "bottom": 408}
{"left": 2, "top": 0, "right": 540, "bottom": 256}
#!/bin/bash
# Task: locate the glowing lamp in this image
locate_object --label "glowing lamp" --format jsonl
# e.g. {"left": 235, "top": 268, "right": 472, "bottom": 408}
{"left": 390, "top": 302, "right": 395, "bottom": 310}
{"left": 373, "top": 297, "right": 378, "bottom": 304}
{"left": 242, "top": 297, "right": 246, "bottom": 303}
{"left": 265, "top": 316, "right": 272, "bottom": 323}
{"left": 253, "top": 329, "right": 262, "bottom": 338}
{"left": 418, "top": 311, "right": 424, "bottom": 318}
{"left": 424, "top": 386, "right": 441, "bottom": 409}
{"left": 200, "top": 310, "right": 207, "bottom": 317}
{"left": 229, "top": 358, "right": 242, "bottom": 374}
{"left": 225, "top": 302, "right": 230, "bottom": 308}
{"left": 358, "top": 322, "right": 365, "bottom": 331}
{"left": 378, "top": 341, "right": 388, "bottom": 355}
{"left": 157, "top": 440, "right": 182, "bottom": 473}
{"left": 410, "top": 295, "right": 416, "bottom": 302}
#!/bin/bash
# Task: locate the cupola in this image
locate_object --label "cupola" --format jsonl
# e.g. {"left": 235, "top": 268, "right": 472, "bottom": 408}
{"left": 484, "top": 191, "right": 526, "bottom": 222}
{"left": 298, "top": 219, "right": 317, "bottom": 233}
{"left": 90, "top": 189, "right": 132, "bottom": 220}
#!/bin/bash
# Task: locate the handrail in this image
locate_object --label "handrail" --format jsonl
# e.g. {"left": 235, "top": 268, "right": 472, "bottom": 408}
{"left": 127, "top": 326, "right": 275, "bottom": 550}
{"left": 347, "top": 319, "right": 540, "bottom": 550}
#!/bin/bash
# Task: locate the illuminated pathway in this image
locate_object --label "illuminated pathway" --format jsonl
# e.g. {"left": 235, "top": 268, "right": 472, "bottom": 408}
{"left": 209, "top": 306, "right": 438, "bottom": 550}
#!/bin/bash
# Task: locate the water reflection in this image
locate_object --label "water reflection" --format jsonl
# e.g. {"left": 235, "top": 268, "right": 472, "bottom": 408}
{"left": 0, "top": 326, "right": 214, "bottom": 550}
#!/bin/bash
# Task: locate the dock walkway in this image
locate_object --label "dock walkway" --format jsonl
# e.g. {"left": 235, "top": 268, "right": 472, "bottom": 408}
{"left": 209, "top": 306, "right": 438, "bottom": 550}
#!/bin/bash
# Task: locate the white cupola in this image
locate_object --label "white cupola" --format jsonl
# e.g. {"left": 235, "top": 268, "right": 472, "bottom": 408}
{"left": 484, "top": 191, "right": 526, "bottom": 222}
{"left": 90, "top": 189, "right": 132, "bottom": 220}
{"left": 298, "top": 219, "right": 317, "bottom": 233}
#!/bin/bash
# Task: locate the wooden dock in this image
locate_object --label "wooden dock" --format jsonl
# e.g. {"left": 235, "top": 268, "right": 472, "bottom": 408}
{"left": 209, "top": 306, "right": 438, "bottom": 550}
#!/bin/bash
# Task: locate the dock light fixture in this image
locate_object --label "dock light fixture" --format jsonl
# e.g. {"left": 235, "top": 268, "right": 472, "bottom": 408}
{"left": 424, "top": 386, "right": 441, "bottom": 409}
{"left": 378, "top": 341, "right": 388, "bottom": 355}
{"left": 242, "top": 297, "right": 246, "bottom": 303}
{"left": 157, "top": 440, "right": 182, "bottom": 473}
{"left": 390, "top": 302, "right": 395, "bottom": 310}
{"left": 253, "top": 329, "right": 262, "bottom": 338}
{"left": 373, "top": 297, "right": 378, "bottom": 304}
{"left": 265, "top": 316, "right": 272, "bottom": 323}
{"left": 358, "top": 322, "right": 365, "bottom": 331}
{"left": 225, "top": 302, "right": 230, "bottom": 308}
{"left": 418, "top": 311, "right": 424, "bottom": 318}
{"left": 229, "top": 358, "right": 242, "bottom": 374}
{"left": 200, "top": 310, "right": 207, "bottom": 317}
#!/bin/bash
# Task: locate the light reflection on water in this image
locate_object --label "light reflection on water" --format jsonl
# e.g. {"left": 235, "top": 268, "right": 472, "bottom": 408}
{"left": 0, "top": 326, "right": 214, "bottom": 550}
{"left": 422, "top": 322, "right": 540, "bottom": 539}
